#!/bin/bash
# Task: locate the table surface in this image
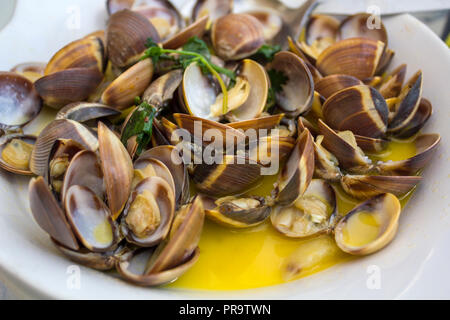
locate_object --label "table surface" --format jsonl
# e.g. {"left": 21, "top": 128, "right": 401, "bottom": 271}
{"left": 0, "top": 2, "right": 449, "bottom": 299}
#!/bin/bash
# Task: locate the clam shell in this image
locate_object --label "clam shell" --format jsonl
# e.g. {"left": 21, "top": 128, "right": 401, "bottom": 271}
{"left": 0, "top": 134, "right": 36, "bottom": 175}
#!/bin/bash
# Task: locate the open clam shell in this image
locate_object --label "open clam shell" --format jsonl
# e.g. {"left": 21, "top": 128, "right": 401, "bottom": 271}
{"left": 65, "top": 185, "right": 119, "bottom": 252}
{"left": 340, "top": 174, "right": 422, "bottom": 199}
{"left": 61, "top": 150, "right": 104, "bottom": 205}
{"left": 376, "top": 133, "right": 440, "bottom": 176}
{"left": 337, "top": 13, "right": 388, "bottom": 44}
{"left": 137, "top": 145, "right": 190, "bottom": 206}
{"left": 229, "top": 59, "right": 269, "bottom": 121}
{"left": 322, "top": 85, "right": 389, "bottom": 138}
{"left": 98, "top": 122, "right": 134, "bottom": 220}
{"left": 211, "top": 13, "right": 265, "bottom": 60}
{"left": 312, "top": 135, "right": 341, "bottom": 182}
{"left": 228, "top": 114, "right": 284, "bottom": 132}
{"left": 317, "top": 119, "right": 372, "bottom": 173}
{"left": 271, "top": 179, "right": 337, "bottom": 238}
{"left": 316, "top": 38, "right": 385, "bottom": 80}
{"left": 203, "top": 195, "right": 270, "bottom": 228}
{"left": 0, "top": 72, "right": 43, "bottom": 130}
{"left": 273, "top": 128, "right": 315, "bottom": 206}
{"left": 192, "top": 0, "right": 232, "bottom": 21}
{"left": 0, "top": 134, "right": 36, "bottom": 175}
{"left": 30, "top": 119, "right": 98, "bottom": 177}
{"left": 142, "top": 69, "right": 183, "bottom": 109}
{"left": 133, "top": 157, "right": 176, "bottom": 195}
{"left": 334, "top": 193, "right": 401, "bottom": 255}
{"left": 102, "top": 58, "right": 154, "bottom": 109}
{"left": 388, "top": 70, "right": 423, "bottom": 134}
{"left": 378, "top": 64, "right": 407, "bottom": 99}
{"left": 162, "top": 15, "right": 209, "bottom": 50}
{"left": 116, "top": 246, "right": 200, "bottom": 286}
{"left": 106, "top": 9, "right": 160, "bottom": 68}
{"left": 394, "top": 98, "right": 432, "bottom": 139}
{"left": 146, "top": 195, "right": 204, "bottom": 274}
{"left": 29, "top": 176, "right": 79, "bottom": 251}
{"left": 121, "top": 176, "right": 175, "bottom": 247}
{"left": 267, "top": 51, "right": 314, "bottom": 117}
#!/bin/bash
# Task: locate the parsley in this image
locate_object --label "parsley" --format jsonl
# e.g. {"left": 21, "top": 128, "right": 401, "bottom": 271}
{"left": 121, "top": 101, "right": 157, "bottom": 156}
{"left": 142, "top": 37, "right": 236, "bottom": 114}
{"left": 265, "top": 69, "right": 289, "bottom": 112}
{"left": 250, "top": 44, "right": 281, "bottom": 64}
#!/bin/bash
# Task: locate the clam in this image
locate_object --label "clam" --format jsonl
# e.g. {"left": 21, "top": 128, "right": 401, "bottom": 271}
{"left": 388, "top": 70, "right": 423, "bottom": 134}
{"left": 378, "top": 64, "right": 406, "bottom": 99}
{"left": 142, "top": 69, "right": 183, "bottom": 109}
{"left": 34, "top": 67, "right": 103, "bottom": 109}
{"left": 52, "top": 240, "right": 123, "bottom": 271}
{"left": 48, "top": 139, "right": 86, "bottom": 193}
{"left": 30, "top": 119, "right": 98, "bottom": 177}
{"left": 337, "top": 13, "right": 388, "bottom": 44}
{"left": 192, "top": 154, "right": 262, "bottom": 196}
{"left": 127, "top": 0, "right": 185, "bottom": 40}
{"left": 61, "top": 150, "right": 104, "bottom": 205}
{"left": 101, "top": 58, "right": 154, "bottom": 109}
{"left": 287, "top": 36, "right": 323, "bottom": 83}
{"left": 273, "top": 129, "right": 315, "bottom": 206}
{"left": 117, "top": 196, "right": 204, "bottom": 286}
{"left": 192, "top": 0, "right": 232, "bottom": 21}
{"left": 228, "top": 59, "right": 269, "bottom": 121}
{"left": 394, "top": 98, "right": 432, "bottom": 139}
{"left": 106, "top": 9, "right": 160, "bottom": 68}
{"left": 317, "top": 119, "right": 372, "bottom": 173}
{"left": 55, "top": 102, "right": 121, "bottom": 123}
{"left": 334, "top": 193, "right": 400, "bottom": 255}
{"left": 375, "top": 48, "right": 395, "bottom": 75}
{"left": 10, "top": 62, "right": 46, "bottom": 82}
{"left": 316, "top": 38, "right": 385, "bottom": 80}
{"left": 322, "top": 85, "right": 389, "bottom": 138}
{"left": 162, "top": 15, "right": 209, "bottom": 50}
{"left": 44, "top": 36, "right": 105, "bottom": 75}
{"left": 29, "top": 176, "right": 79, "bottom": 251}
{"left": 312, "top": 135, "right": 342, "bottom": 182}
{"left": 248, "top": 135, "right": 295, "bottom": 167}
{"left": 271, "top": 179, "right": 337, "bottom": 238}
{"left": 315, "top": 74, "right": 363, "bottom": 99}
{"left": 376, "top": 133, "right": 440, "bottom": 176}
{"left": 98, "top": 122, "right": 134, "bottom": 220}
{"left": 203, "top": 195, "right": 270, "bottom": 228}
{"left": 65, "top": 185, "right": 119, "bottom": 252}
{"left": 246, "top": 10, "right": 283, "bottom": 42}
{"left": 297, "top": 14, "right": 340, "bottom": 62}
{"left": 132, "top": 157, "right": 176, "bottom": 193}
{"left": 267, "top": 51, "right": 314, "bottom": 117}
{"left": 121, "top": 176, "right": 175, "bottom": 247}
{"left": 0, "top": 134, "right": 36, "bottom": 175}
{"left": 209, "top": 76, "right": 251, "bottom": 118}
{"left": 340, "top": 175, "right": 422, "bottom": 199}
{"left": 0, "top": 72, "right": 43, "bottom": 130}
{"left": 137, "top": 145, "right": 190, "bottom": 205}
{"left": 354, "top": 135, "right": 388, "bottom": 153}
{"left": 211, "top": 13, "right": 265, "bottom": 60}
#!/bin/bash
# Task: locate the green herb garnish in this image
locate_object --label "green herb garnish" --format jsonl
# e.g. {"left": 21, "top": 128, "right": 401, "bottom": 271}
{"left": 121, "top": 101, "right": 157, "bottom": 156}
{"left": 251, "top": 44, "right": 281, "bottom": 64}
{"left": 265, "top": 69, "right": 289, "bottom": 112}
{"left": 142, "top": 37, "right": 236, "bottom": 114}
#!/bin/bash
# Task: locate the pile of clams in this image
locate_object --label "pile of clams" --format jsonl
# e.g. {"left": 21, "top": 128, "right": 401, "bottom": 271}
{"left": 0, "top": 0, "right": 441, "bottom": 286}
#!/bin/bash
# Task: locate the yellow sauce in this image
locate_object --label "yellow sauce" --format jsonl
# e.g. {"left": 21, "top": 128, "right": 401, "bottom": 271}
{"left": 341, "top": 211, "right": 381, "bottom": 247}
{"left": 169, "top": 138, "right": 418, "bottom": 291}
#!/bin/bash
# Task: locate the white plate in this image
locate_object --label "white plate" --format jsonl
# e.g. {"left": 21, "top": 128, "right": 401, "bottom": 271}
{"left": 0, "top": 1, "right": 449, "bottom": 299}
